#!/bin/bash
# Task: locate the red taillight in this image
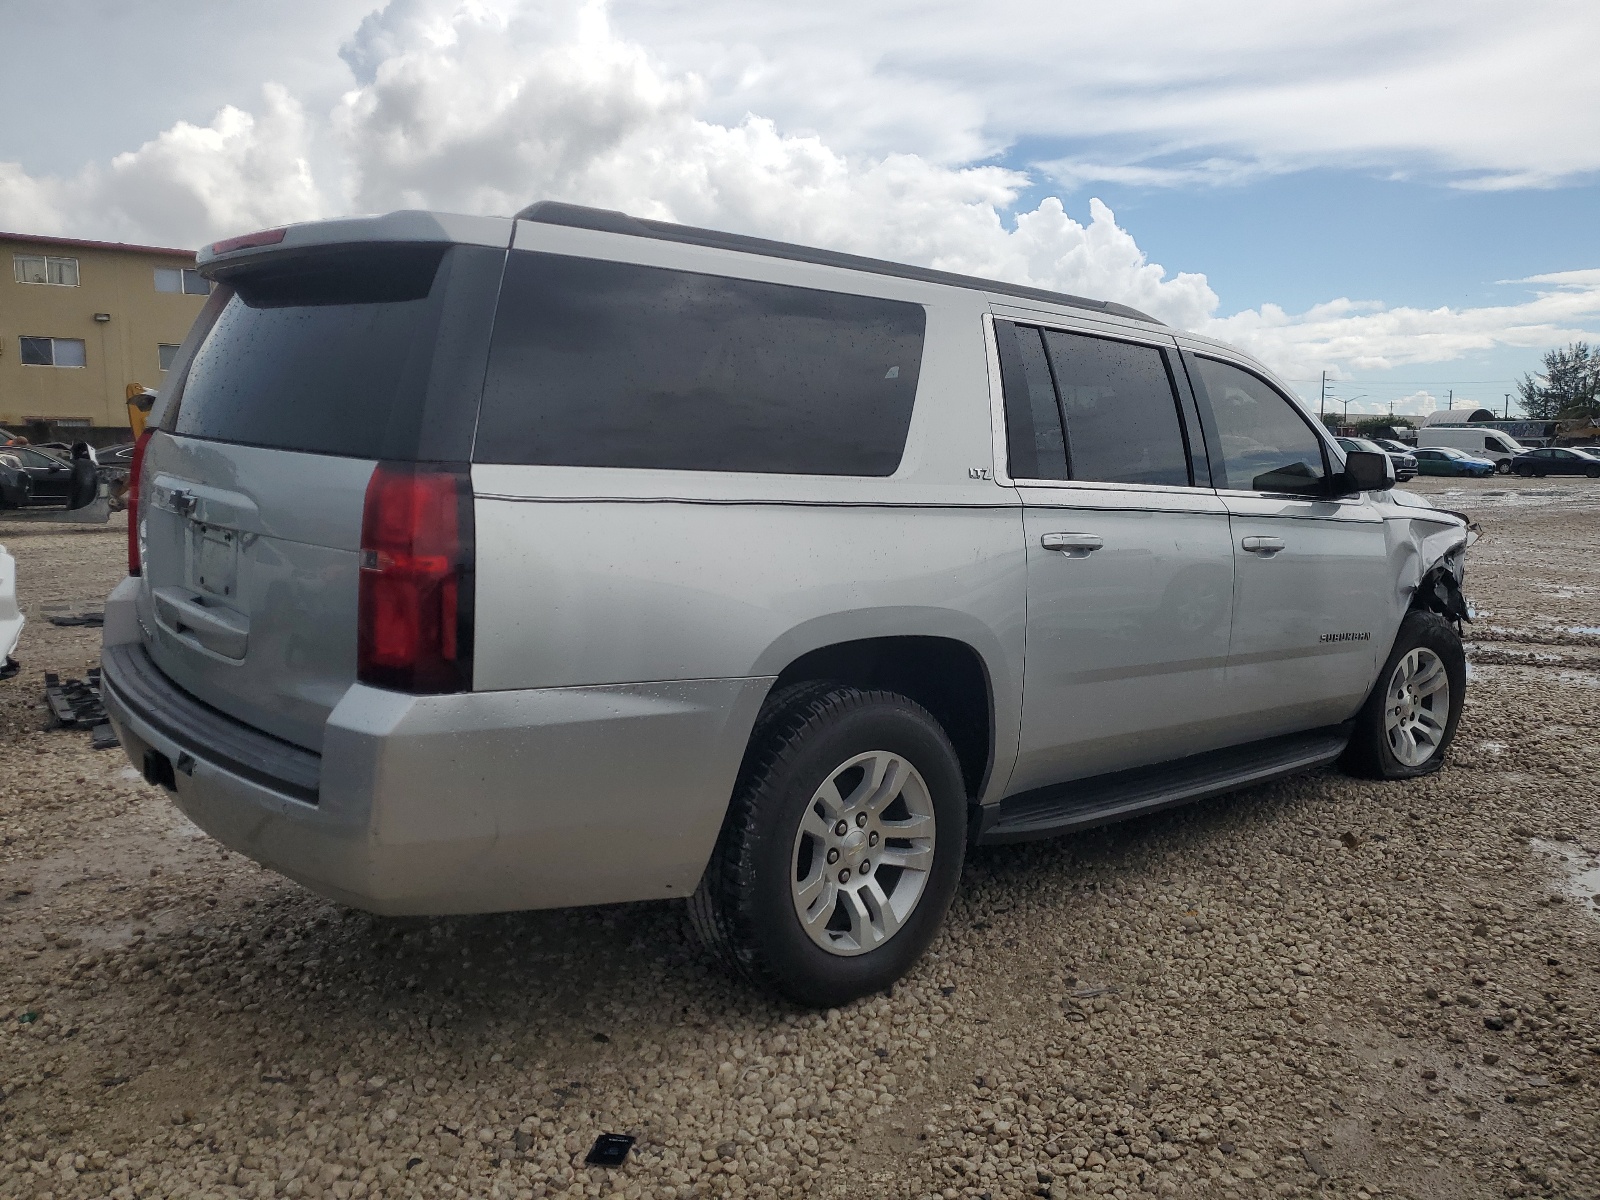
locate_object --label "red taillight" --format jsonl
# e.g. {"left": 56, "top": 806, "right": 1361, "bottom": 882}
{"left": 357, "top": 462, "right": 475, "bottom": 694}
{"left": 126, "top": 429, "right": 155, "bottom": 576}
{"left": 206, "top": 227, "right": 287, "bottom": 256}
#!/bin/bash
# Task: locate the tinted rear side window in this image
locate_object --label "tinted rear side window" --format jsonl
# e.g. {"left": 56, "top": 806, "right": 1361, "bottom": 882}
{"left": 1042, "top": 329, "right": 1190, "bottom": 487}
{"left": 171, "top": 244, "right": 452, "bottom": 458}
{"left": 475, "top": 253, "right": 926, "bottom": 475}
{"left": 994, "top": 322, "right": 1068, "bottom": 479}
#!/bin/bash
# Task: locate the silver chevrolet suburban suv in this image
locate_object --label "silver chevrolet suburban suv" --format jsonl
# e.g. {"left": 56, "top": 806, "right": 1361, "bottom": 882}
{"left": 102, "top": 202, "right": 1474, "bottom": 1006}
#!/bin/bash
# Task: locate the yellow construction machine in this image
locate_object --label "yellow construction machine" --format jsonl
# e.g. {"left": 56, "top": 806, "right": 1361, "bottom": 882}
{"left": 126, "top": 383, "right": 158, "bottom": 438}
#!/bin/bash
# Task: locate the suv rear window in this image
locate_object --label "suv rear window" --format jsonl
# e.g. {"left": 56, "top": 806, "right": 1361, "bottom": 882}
{"left": 168, "top": 244, "right": 451, "bottom": 459}
{"left": 475, "top": 253, "right": 926, "bottom": 475}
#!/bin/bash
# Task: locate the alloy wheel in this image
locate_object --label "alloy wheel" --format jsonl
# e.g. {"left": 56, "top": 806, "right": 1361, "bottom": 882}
{"left": 1383, "top": 647, "right": 1451, "bottom": 767}
{"left": 789, "top": 750, "right": 936, "bottom": 956}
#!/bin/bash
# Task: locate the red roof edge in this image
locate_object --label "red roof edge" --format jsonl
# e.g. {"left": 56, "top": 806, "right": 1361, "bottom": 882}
{"left": 0, "top": 230, "right": 196, "bottom": 259}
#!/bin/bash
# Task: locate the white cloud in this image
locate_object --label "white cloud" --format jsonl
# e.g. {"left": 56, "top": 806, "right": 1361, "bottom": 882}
{"left": 0, "top": 85, "right": 321, "bottom": 248}
{"left": 322, "top": 1, "right": 1224, "bottom": 327}
{"left": 1208, "top": 280, "right": 1600, "bottom": 381}
{"left": 1, "top": 0, "right": 1596, "bottom": 393}
{"left": 610, "top": 0, "right": 1600, "bottom": 190}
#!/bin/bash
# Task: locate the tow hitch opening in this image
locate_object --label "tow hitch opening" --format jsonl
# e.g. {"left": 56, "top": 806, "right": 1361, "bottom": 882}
{"left": 143, "top": 748, "right": 176, "bottom": 792}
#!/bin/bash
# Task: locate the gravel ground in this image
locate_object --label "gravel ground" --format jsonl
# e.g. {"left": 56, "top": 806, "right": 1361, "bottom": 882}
{"left": 1, "top": 477, "right": 1598, "bottom": 1200}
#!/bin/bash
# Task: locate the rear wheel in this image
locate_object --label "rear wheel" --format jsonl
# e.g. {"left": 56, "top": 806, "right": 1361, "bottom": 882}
{"left": 1586, "top": 465, "right": 1600, "bottom": 479}
{"left": 1341, "top": 611, "right": 1465, "bottom": 779}
{"left": 690, "top": 685, "right": 967, "bottom": 1007}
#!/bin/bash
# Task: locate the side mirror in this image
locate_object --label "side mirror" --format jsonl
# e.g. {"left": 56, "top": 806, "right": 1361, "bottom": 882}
{"left": 1341, "top": 449, "right": 1394, "bottom": 493}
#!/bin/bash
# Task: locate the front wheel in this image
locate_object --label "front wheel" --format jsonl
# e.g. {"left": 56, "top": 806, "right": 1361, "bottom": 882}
{"left": 1341, "top": 611, "right": 1466, "bottom": 779}
{"left": 1495, "top": 459, "right": 1512, "bottom": 475}
{"left": 690, "top": 684, "right": 967, "bottom": 1007}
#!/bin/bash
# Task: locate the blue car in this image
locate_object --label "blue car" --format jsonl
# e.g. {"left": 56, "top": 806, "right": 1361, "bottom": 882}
{"left": 1412, "top": 447, "right": 1497, "bottom": 477}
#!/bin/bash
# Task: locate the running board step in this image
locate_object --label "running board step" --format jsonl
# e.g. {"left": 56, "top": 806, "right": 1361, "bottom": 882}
{"left": 976, "top": 726, "right": 1351, "bottom": 846}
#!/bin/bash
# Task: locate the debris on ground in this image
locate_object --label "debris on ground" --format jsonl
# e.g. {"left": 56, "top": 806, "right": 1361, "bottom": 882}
{"left": 43, "top": 668, "right": 106, "bottom": 728}
{"left": 47, "top": 611, "right": 104, "bottom": 627}
{"left": 585, "top": 1134, "right": 636, "bottom": 1167}
{"left": 43, "top": 667, "right": 116, "bottom": 748}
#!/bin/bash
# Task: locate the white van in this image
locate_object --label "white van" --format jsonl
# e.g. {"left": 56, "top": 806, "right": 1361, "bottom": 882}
{"left": 1417, "top": 426, "right": 1523, "bottom": 473}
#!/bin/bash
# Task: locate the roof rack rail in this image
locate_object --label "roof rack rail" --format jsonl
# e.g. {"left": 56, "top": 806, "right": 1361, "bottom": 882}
{"left": 514, "top": 200, "right": 1161, "bottom": 326}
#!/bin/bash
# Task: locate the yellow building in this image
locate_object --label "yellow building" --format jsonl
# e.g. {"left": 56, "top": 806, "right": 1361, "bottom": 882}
{"left": 0, "top": 231, "right": 211, "bottom": 442}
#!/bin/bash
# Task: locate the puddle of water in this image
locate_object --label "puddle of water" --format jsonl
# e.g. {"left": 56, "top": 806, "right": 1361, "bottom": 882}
{"left": 1531, "top": 839, "right": 1600, "bottom": 919}
{"left": 1556, "top": 671, "right": 1600, "bottom": 689}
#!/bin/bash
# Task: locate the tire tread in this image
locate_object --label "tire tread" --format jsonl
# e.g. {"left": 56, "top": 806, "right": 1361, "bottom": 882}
{"left": 690, "top": 684, "right": 957, "bottom": 1002}
{"left": 1341, "top": 609, "right": 1465, "bottom": 780}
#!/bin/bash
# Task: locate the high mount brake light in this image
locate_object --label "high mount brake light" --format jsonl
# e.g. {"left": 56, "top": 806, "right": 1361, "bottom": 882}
{"left": 357, "top": 462, "right": 475, "bottom": 694}
{"left": 126, "top": 429, "right": 154, "bottom": 576}
{"left": 206, "top": 227, "right": 287, "bottom": 256}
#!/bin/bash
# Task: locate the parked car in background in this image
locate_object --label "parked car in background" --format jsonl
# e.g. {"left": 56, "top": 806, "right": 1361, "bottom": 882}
{"left": 102, "top": 202, "right": 1476, "bottom": 1006}
{"left": 1417, "top": 426, "right": 1523, "bottom": 473}
{"left": 0, "top": 455, "right": 34, "bottom": 509}
{"left": 4, "top": 446, "right": 76, "bottom": 504}
{"left": 1511, "top": 446, "right": 1600, "bottom": 478}
{"left": 1412, "top": 447, "right": 1497, "bottom": 478}
{"left": 1339, "top": 436, "right": 1415, "bottom": 482}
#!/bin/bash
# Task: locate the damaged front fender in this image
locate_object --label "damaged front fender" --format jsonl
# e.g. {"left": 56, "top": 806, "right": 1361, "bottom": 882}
{"left": 1376, "top": 489, "right": 1478, "bottom": 632}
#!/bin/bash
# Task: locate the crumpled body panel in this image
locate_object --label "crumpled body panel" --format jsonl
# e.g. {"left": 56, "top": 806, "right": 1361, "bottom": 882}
{"left": 1376, "top": 488, "right": 1478, "bottom": 630}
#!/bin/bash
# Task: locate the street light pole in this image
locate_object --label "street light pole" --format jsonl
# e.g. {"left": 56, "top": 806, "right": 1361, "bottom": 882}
{"left": 1330, "top": 395, "right": 1367, "bottom": 428}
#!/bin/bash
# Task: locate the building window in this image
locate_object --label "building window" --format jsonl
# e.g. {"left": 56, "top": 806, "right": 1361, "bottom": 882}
{"left": 19, "top": 336, "right": 86, "bottom": 367}
{"left": 13, "top": 254, "right": 79, "bottom": 286}
{"left": 158, "top": 343, "right": 181, "bottom": 371}
{"left": 154, "top": 267, "right": 210, "bottom": 295}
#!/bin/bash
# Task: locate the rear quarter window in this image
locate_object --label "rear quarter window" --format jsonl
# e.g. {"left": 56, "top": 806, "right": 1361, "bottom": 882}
{"left": 474, "top": 253, "right": 926, "bottom": 475}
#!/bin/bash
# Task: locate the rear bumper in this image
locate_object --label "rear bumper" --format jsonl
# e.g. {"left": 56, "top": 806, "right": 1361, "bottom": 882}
{"left": 102, "top": 579, "right": 771, "bottom": 914}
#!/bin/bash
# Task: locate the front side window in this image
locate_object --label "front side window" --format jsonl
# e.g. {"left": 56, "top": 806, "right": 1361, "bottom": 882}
{"left": 13, "top": 254, "right": 79, "bottom": 286}
{"left": 1192, "top": 357, "right": 1328, "bottom": 496}
{"left": 477, "top": 253, "right": 926, "bottom": 475}
{"left": 155, "top": 266, "right": 210, "bottom": 295}
{"left": 19, "top": 336, "right": 86, "bottom": 367}
{"left": 157, "top": 343, "right": 180, "bottom": 371}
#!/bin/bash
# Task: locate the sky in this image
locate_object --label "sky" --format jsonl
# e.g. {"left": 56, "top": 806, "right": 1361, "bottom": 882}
{"left": 3, "top": 0, "right": 1598, "bottom": 417}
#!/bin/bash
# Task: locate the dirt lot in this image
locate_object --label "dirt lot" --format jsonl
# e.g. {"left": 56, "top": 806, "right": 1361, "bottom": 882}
{"left": 1, "top": 477, "right": 1598, "bottom": 1200}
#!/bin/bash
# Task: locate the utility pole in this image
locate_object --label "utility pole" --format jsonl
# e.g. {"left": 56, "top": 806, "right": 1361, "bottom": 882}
{"left": 1505, "top": 392, "right": 1511, "bottom": 418}
{"left": 1320, "top": 371, "right": 1328, "bottom": 419}
{"left": 1447, "top": 388, "right": 1453, "bottom": 410}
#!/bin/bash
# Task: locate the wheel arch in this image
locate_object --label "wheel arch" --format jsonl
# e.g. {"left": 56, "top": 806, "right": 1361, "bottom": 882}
{"left": 753, "top": 628, "right": 1003, "bottom": 804}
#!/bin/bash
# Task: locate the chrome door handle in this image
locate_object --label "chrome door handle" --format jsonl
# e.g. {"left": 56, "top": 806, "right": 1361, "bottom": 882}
{"left": 1240, "top": 535, "right": 1285, "bottom": 555}
{"left": 1041, "top": 532, "right": 1104, "bottom": 557}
